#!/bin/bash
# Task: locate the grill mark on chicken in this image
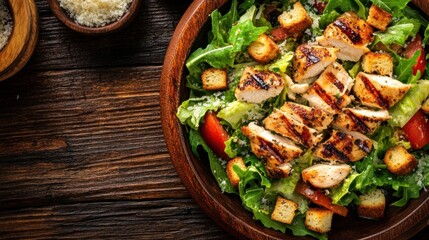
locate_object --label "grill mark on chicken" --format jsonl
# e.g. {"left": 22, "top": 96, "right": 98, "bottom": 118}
{"left": 300, "top": 45, "right": 321, "bottom": 67}
{"left": 290, "top": 104, "right": 314, "bottom": 125}
{"left": 259, "top": 138, "right": 285, "bottom": 163}
{"left": 360, "top": 74, "right": 390, "bottom": 109}
{"left": 278, "top": 114, "right": 311, "bottom": 147}
{"left": 344, "top": 109, "right": 371, "bottom": 134}
{"left": 312, "top": 82, "right": 341, "bottom": 112}
{"left": 251, "top": 74, "right": 270, "bottom": 90}
{"left": 325, "top": 71, "right": 345, "bottom": 92}
{"left": 333, "top": 19, "right": 362, "bottom": 44}
{"left": 320, "top": 143, "right": 350, "bottom": 162}
{"left": 354, "top": 139, "right": 371, "bottom": 153}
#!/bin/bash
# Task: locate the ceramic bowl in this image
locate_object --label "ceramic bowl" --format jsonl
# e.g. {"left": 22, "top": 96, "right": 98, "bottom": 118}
{"left": 47, "top": 0, "right": 141, "bottom": 36}
{"left": 0, "top": 0, "right": 39, "bottom": 81}
{"left": 160, "top": 0, "right": 429, "bottom": 239}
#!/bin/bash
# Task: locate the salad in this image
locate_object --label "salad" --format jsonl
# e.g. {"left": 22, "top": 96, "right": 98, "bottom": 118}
{"left": 177, "top": 0, "right": 429, "bottom": 239}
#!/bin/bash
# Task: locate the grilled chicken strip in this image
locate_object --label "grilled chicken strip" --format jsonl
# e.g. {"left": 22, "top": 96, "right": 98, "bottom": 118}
{"left": 317, "top": 12, "right": 374, "bottom": 62}
{"left": 303, "top": 62, "right": 354, "bottom": 114}
{"left": 302, "top": 164, "right": 352, "bottom": 189}
{"left": 354, "top": 72, "right": 411, "bottom": 109}
{"left": 279, "top": 102, "right": 334, "bottom": 131}
{"left": 235, "top": 67, "right": 285, "bottom": 103}
{"left": 242, "top": 122, "right": 303, "bottom": 178}
{"left": 333, "top": 108, "right": 391, "bottom": 134}
{"left": 293, "top": 44, "right": 339, "bottom": 83}
{"left": 264, "top": 109, "right": 323, "bottom": 148}
{"left": 314, "top": 130, "right": 372, "bottom": 163}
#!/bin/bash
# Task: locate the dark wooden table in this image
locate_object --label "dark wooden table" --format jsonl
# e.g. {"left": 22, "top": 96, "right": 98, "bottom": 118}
{"left": 0, "top": 1, "right": 427, "bottom": 239}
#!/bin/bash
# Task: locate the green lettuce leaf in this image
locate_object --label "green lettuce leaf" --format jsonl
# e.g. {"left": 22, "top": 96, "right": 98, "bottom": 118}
{"left": 189, "top": 129, "right": 235, "bottom": 193}
{"left": 228, "top": 5, "right": 269, "bottom": 53}
{"left": 370, "top": 0, "right": 411, "bottom": 17}
{"left": 224, "top": 128, "right": 249, "bottom": 158}
{"left": 389, "top": 80, "right": 429, "bottom": 127}
{"left": 176, "top": 94, "right": 226, "bottom": 129}
{"left": 217, "top": 101, "right": 265, "bottom": 129}
{"left": 393, "top": 50, "right": 421, "bottom": 84}
{"left": 373, "top": 23, "right": 415, "bottom": 46}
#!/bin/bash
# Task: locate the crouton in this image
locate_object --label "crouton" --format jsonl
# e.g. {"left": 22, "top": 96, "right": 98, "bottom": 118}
{"left": 422, "top": 98, "right": 429, "bottom": 114}
{"left": 361, "top": 52, "right": 394, "bottom": 77}
{"left": 357, "top": 189, "right": 386, "bottom": 219}
{"left": 366, "top": 4, "right": 392, "bottom": 31}
{"left": 201, "top": 68, "right": 228, "bottom": 91}
{"left": 277, "top": 2, "right": 312, "bottom": 38}
{"left": 226, "top": 157, "right": 246, "bottom": 188}
{"left": 248, "top": 34, "right": 280, "bottom": 64}
{"left": 384, "top": 145, "right": 417, "bottom": 175}
{"left": 271, "top": 196, "right": 298, "bottom": 224}
{"left": 305, "top": 208, "right": 333, "bottom": 233}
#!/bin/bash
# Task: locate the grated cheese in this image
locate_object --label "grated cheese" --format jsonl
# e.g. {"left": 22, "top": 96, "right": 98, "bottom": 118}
{"left": 58, "top": 0, "right": 133, "bottom": 28}
{"left": 0, "top": 0, "right": 13, "bottom": 51}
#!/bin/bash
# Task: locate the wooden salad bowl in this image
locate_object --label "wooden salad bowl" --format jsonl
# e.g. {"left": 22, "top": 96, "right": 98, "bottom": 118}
{"left": 47, "top": 0, "right": 142, "bottom": 36}
{"left": 160, "top": 0, "right": 429, "bottom": 239}
{"left": 0, "top": 0, "right": 38, "bottom": 82}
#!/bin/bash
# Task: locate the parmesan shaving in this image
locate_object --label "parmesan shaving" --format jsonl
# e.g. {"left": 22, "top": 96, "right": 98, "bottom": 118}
{"left": 58, "top": 0, "right": 133, "bottom": 28}
{"left": 0, "top": 0, "right": 13, "bottom": 51}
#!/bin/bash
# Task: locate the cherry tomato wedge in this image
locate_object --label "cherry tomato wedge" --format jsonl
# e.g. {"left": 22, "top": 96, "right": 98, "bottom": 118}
{"left": 200, "top": 111, "right": 230, "bottom": 160}
{"left": 403, "top": 35, "right": 426, "bottom": 76}
{"left": 270, "top": 27, "right": 288, "bottom": 42}
{"left": 402, "top": 109, "right": 429, "bottom": 149}
{"left": 313, "top": 0, "right": 327, "bottom": 14}
{"left": 296, "top": 181, "right": 348, "bottom": 217}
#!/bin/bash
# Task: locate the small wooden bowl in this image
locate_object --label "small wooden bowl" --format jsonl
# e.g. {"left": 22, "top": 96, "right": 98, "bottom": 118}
{"left": 160, "top": 0, "right": 429, "bottom": 239}
{"left": 48, "top": 0, "right": 141, "bottom": 36}
{"left": 0, "top": 0, "right": 39, "bottom": 82}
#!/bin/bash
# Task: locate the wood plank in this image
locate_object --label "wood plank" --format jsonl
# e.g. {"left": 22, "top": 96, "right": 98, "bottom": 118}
{"left": 0, "top": 66, "right": 190, "bottom": 209}
{"left": 0, "top": 199, "right": 233, "bottom": 239}
{"left": 25, "top": 0, "right": 192, "bottom": 71}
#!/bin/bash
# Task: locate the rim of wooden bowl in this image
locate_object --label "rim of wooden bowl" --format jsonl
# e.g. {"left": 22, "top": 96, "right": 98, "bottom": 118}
{"left": 160, "top": 0, "right": 429, "bottom": 239}
{"left": 0, "top": 0, "right": 39, "bottom": 82}
{"left": 47, "top": 0, "right": 141, "bottom": 36}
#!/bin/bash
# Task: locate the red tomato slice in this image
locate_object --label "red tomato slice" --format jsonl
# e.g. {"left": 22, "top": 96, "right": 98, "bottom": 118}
{"left": 270, "top": 27, "right": 288, "bottom": 42}
{"left": 313, "top": 0, "right": 327, "bottom": 14}
{"left": 402, "top": 109, "right": 429, "bottom": 149}
{"left": 200, "top": 111, "right": 230, "bottom": 160}
{"left": 403, "top": 35, "right": 426, "bottom": 76}
{"left": 296, "top": 181, "right": 348, "bottom": 217}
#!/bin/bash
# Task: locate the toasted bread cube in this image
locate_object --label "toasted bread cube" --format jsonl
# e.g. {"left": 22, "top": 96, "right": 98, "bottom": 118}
{"left": 201, "top": 68, "right": 228, "bottom": 91}
{"left": 278, "top": 2, "right": 312, "bottom": 38}
{"left": 271, "top": 196, "right": 298, "bottom": 224}
{"left": 248, "top": 34, "right": 280, "bottom": 64}
{"left": 384, "top": 145, "right": 417, "bottom": 175}
{"left": 226, "top": 157, "right": 246, "bottom": 188}
{"left": 357, "top": 189, "right": 386, "bottom": 219}
{"left": 305, "top": 208, "right": 333, "bottom": 233}
{"left": 422, "top": 98, "right": 429, "bottom": 114}
{"left": 362, "top": 52, "right": 394, "bottom": 77}
{"left": 367, "top": 4, "right": 392, "bottom": 31}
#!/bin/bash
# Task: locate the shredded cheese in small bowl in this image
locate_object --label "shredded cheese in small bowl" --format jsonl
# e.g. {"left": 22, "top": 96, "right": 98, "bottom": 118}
{"left": 58, "top": 0, "right": 133, "bottom": 28}
{"left": 0, "top": 0, "right": 13, "bottom": 51}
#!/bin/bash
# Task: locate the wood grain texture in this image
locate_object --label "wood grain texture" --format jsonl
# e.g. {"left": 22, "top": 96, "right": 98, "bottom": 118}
{"left": 0, "top": 66, "right": 188, "bottom": 209}
{"left": 0, "top": 200, "right": 232, "bottom": 240}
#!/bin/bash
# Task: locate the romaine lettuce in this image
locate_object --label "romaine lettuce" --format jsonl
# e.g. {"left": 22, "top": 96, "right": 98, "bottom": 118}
{"left": 176, "top": 94, "right": 226, "bottom": 129}
{"left": 389, "top": 80, "right": 429, "bottom": 127}
{"left": 217, "top": 101, "right": 265, "bottom": 129}
{"left": 189, "top": 129, "right": 235, "bottom": 193}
